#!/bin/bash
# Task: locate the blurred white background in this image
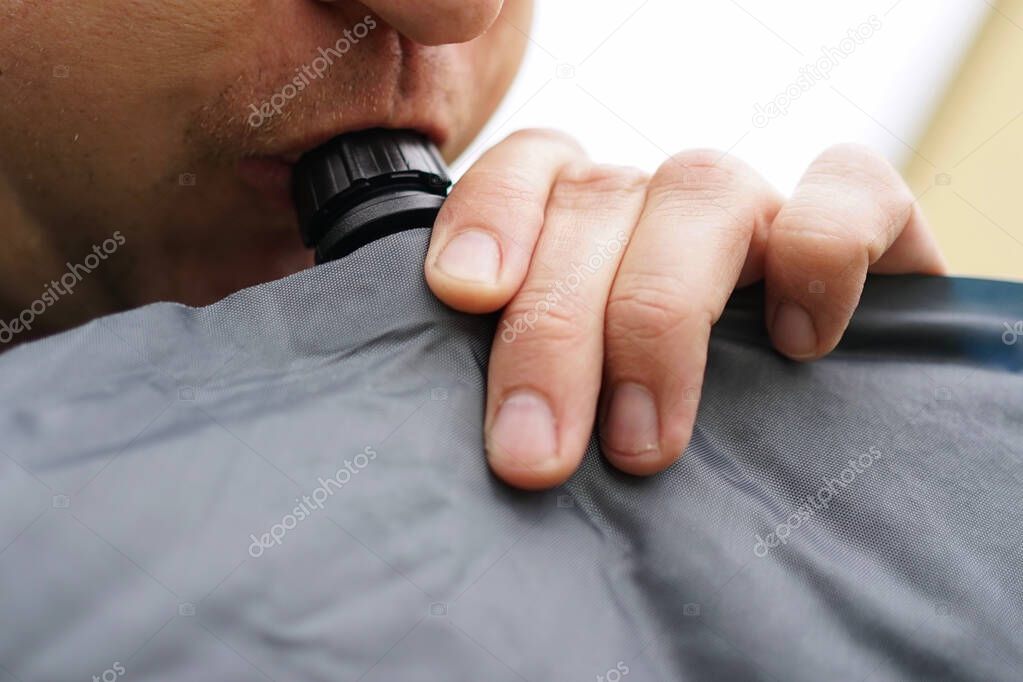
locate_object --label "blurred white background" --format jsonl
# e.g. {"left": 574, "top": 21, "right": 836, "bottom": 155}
{"left": 455, "top": 0, "right": 990, "bottom": 194}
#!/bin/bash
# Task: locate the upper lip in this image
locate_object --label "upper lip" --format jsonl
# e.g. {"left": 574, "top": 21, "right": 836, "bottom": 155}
{"left": 243, "top": 30, "right": 452, "bottom": 165}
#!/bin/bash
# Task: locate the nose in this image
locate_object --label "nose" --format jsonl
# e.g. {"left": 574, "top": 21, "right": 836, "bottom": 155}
{"left": 320, "top": 0, "right": 505, "bottom": 46}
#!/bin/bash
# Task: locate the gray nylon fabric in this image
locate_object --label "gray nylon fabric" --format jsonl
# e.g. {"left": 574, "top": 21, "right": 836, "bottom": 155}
{"left": 1, "top": 228, "right": 1021, "bottom": 681}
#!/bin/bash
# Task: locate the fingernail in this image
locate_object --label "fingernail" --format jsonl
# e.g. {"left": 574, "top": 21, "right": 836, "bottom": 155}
{"left": 772, "top": 302, "right": 818, "bottom": 359}
{"left": 601, "top": 382, "right": 660, "bottom": 457}
{"left": 435, "top": 229, "right": 501, "bottom": 284}
{"left": 488, "top": 390, "right": 558, "bottom": 469}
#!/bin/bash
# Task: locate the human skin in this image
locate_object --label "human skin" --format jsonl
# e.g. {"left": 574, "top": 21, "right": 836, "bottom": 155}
{"left": 0, "top": 0, "right": 945, "bottom": 490}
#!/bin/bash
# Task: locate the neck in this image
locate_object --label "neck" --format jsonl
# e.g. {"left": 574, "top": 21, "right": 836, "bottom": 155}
{"left": 0, "top": 179, "right": 121, "bottom": 345}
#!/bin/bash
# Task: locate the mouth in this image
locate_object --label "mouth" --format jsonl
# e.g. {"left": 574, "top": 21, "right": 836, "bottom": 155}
{"left": 237, "top": 122, "right": 449, "bottom": 211}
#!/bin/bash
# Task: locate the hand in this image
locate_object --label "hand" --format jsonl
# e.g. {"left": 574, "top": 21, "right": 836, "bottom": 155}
{"left": 424, "top": 129, "right": 945, "bottom": 490}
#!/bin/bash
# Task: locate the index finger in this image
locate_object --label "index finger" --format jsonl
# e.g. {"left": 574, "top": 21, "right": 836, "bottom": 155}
{"left": 425, "top": 129, "right": 586, "bottom": 314}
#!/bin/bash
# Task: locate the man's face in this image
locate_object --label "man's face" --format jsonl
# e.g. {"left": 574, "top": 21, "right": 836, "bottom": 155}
{"left": 0, "top": 0, "right": 530, "bottom": 305}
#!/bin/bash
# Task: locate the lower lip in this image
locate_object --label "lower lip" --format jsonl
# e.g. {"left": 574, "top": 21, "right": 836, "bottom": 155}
{"left": 237, "top": 157, "right": 295, "bottom": 210}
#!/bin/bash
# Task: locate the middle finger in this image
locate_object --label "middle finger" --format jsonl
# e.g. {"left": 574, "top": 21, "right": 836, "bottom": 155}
{"left": 484, "top": 163, "right": 649, "bottom": 490}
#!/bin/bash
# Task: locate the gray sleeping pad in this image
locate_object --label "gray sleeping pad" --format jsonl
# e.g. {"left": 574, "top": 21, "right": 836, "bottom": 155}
{"left": 1, "top": 228, "right": 1021, "bottom": 681}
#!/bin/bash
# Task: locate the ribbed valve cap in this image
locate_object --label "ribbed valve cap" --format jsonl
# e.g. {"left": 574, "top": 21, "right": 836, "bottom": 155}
{"left": 293, "top": 129, "right": 451, "bottom": 263}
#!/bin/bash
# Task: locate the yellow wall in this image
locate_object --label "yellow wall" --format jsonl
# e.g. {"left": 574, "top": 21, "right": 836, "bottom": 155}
{"left": 904, "top": 0, "right": 1023, "bottom": 281}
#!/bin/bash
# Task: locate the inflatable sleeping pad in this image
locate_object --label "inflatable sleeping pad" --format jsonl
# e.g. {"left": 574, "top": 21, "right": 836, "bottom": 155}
{"left": 1, "top": 229, "right": 1021, "bottom": 681}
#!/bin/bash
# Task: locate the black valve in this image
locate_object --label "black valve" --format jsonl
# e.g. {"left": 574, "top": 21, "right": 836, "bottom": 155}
{"left": 293, "top": 129, "right": 452, "bottom": 263}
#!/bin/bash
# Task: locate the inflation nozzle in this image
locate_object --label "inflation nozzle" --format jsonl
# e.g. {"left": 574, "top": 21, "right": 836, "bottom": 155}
{"left": 293, "top": 129, "right": 452, "bottom": 263}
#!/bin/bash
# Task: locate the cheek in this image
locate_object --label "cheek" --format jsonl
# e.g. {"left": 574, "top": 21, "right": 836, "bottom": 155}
{"left": 0, "top": 0, "right": 259, "bottom": 133}
{"left": 0, "top": 1, "right": 262, "bottom": 247}
{"left": 0, "top": 2, "right": 257, "bottom": 167}
{"left": 3, "top": 1, "right": 251, "bottom": 71}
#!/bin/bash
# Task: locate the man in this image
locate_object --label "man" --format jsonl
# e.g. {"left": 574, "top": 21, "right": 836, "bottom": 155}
{"left": 0, "top": 0, "right": 946, "bottom": 490}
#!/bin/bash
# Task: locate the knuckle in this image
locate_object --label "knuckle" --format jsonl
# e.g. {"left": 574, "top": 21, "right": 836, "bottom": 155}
{"left": 442, "top": 167, "right": 545, "bottom": 230}
{"left": 647, "top": 151, "right": 777, "bottom": 238}
{"left": 646, "top": 150, "right": 753, "bottom": 217}
{"left": 550, "top": 163, "right": 649, "bottom": 210}
{"left": 772, "top": 205, "right": 873, "bottom": 273}
{"left": 807, "top": 143, "right": 906, "bottom": 200}
{"left": 652, "top": 149, "right": 743, "bottom": 192}
{"left": 606, "top": 274, "right": 713, "bottom": 344}
{"left": 786, "top": 144, "right": 919, "bottom": 265}
{"left": 501, "top": 283, "right": 593, "bottom": 346}
{"left": 774, "top": 201, "right": 849, "bottom": 239}
{"left": 506, "top": 127, "right": 584, "bottom": 155}
{"left": 470, "top": 167, "right": 537, "bottom": 204}
{"left": 815, "top": 142, "right": 886, "bottom": 169}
